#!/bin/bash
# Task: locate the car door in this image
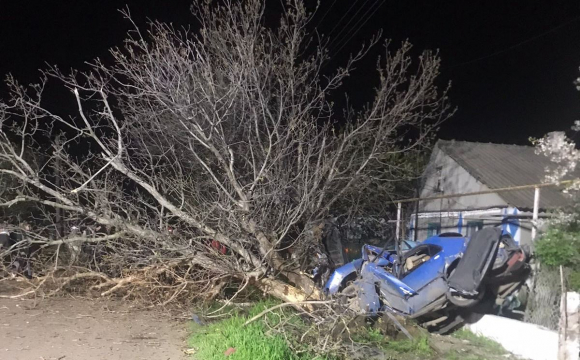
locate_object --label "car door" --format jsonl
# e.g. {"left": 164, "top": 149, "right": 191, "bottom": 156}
{"left": 447, "top": 227, "right": 501, "bottom": 296}
{"left": 365, "top": 262, "right": 417, "bottom": 314}
{"left": 400, "top": 244, "right": 446, "bottom": 291}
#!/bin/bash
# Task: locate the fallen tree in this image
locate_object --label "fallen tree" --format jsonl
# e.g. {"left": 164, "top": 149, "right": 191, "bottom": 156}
{"left": 0, "top": 0, "right": 451, "bottom": 303}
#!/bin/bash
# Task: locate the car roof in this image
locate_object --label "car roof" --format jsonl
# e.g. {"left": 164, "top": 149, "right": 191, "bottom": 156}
{"left": 423, "top": 234, "right": 466, "bottom": 245}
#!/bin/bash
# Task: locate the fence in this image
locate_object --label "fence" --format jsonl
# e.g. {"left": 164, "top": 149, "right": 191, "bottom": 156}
{"left": 524, "top": 265, "right": 562, "bottom": 330}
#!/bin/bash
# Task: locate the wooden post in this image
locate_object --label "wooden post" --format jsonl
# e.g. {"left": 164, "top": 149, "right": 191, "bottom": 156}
{"left": 531, "top": 187, "right": 540, "bottom": 241}
{"left": 396, "top": 202, "right": 402, "bottom": 241}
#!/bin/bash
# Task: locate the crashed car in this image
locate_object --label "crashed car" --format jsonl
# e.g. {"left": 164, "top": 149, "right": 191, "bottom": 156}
{"left": 324, "top": 227, "right": 530, "bottom": 332}
{"left": 325, "top": 239, "right": 419, "bottom": 295}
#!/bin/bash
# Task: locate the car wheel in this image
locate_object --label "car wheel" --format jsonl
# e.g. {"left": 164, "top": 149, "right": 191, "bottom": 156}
{"left": 336, "top": 282, "right": 358, "bottom": 307}
{"left": 447, "top": 288, "right": 485, "bottom": 308}
{"left": 338, "top": 273, "right": 358, "bottom": 292}
{"left": 446, "top": 268, "right": 485, "bottom": 308}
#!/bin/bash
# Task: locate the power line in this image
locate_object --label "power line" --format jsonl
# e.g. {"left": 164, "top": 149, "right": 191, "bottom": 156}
{"left": 449, "top": 15, "right": 580, "bottom": 69}
{"left": 328, "top": 0, "right": 372, "bottom": 47}
{"left": 314, "top": 0, "right": 337, "bottom": 30}
{"left": 325, "top": 0, "right": 365, "bottom": 39}
{"left": 330, "top": 0, "right": 386, "bottom": 56}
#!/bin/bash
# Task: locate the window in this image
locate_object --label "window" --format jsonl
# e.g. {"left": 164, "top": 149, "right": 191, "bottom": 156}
{"left": 466, "top": 221, "right": 484, "bottom": 237}
{"left": 427, "top": 223, "right": 441, "bottom": 237}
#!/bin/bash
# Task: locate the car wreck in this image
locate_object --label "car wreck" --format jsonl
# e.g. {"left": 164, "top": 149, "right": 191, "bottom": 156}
{"left": 323, "top": 227, "right": 531, "bottom": 333}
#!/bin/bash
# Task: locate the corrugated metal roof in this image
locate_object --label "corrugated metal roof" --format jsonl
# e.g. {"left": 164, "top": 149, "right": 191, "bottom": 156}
{"left": 436, "top": 140, "right": 579, "bottom": 210}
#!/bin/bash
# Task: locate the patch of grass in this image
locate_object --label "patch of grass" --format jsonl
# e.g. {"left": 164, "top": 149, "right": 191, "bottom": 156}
{"left": 444, "top": 351, "right": 489, "bottom": 360}
{"left": 352, "top": 326, "right": 432, "bottom": 357}
{"left": 451, "top": 329, "right": 506, "bottom": 355}
{"left": 384, "top": 336, "right": 432, "bottom": 356}
{"left": 188, "top": 300, "right": 327, "bottom": 360}
{"left": 352, "top": 327, "right": 385, "bottom": 343}
{"left": 189, "top": 301, "right": 509, "bottom": 360}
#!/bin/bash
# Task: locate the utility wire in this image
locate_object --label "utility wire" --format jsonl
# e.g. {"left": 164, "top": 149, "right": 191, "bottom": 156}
{"left": 326, "top": 0, "right": 365, "bottom": 39}
{"left": 327, "top": 0, "right": 374, "bottom": 49}
{"left": 314, "top": 0, "right": 337, "bottom": 29}
{"left": 449, "top": 15, "right": 580, "bottom": 69}
{"left": 329, "top": 0, "right": 386, "bottom": 56}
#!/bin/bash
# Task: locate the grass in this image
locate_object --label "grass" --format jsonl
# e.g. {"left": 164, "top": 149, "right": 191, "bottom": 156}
{"left": 451, "top": 329, "right": 506, "bottom": 355}
{"left": 189, "top": 315, "right": 299, "bottom": 360}
{"left": 352, "top": 327, "right": 432, "bottom": 357}
{"left": 188, "top": 299, "right": 327, "bottom": 360}
{"left": 187, "top": 300, "right": 510, "bottom": 360}
{"left": 384, "top": 336, "right": 432, "bottom": 355}
{"left": 444, "top": 352, "right": 491, "bottom": 360}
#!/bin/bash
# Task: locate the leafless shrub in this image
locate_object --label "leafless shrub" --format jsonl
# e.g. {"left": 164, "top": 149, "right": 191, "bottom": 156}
{"left": 0, "top": 0, "right": 451, "bottom": 303}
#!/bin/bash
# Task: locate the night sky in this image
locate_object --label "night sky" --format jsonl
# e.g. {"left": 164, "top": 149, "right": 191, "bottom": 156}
{"left": 1, "top": 0, "right": 579, "bottom": 145}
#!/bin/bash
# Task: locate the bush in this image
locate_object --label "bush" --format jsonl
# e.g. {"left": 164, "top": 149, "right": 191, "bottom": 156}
{"left": 535, "top": 216, "right": 580, "bottom": 292}
{"left": 535, "top": 227, "right": 580, "bottom": 268}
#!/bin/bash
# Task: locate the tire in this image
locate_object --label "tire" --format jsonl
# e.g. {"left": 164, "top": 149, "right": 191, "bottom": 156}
{"left": 447, "top": 288, "right": 485, "bottom": 307}
{"left": 338, "top": 273, "right": 358, "bottom": 292}
{"left": 446, "top": 267, "right": 485, "bottom": 308}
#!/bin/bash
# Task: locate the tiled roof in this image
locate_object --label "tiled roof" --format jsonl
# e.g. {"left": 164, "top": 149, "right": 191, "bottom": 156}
{"left": 436, "top": 140, "right": 579, "bottom": 210}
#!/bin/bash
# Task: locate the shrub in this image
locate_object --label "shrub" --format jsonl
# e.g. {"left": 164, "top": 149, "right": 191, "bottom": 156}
{"left": 535, "top": 214, "right": 580, "bottom": 292}
{"left": 535, "top": 226, "right": 580, "bottom": 268}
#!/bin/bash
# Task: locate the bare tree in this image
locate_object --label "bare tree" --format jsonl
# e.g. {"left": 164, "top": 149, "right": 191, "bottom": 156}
{"left": 0, "top": 0, "right": 451, "bottom": 302}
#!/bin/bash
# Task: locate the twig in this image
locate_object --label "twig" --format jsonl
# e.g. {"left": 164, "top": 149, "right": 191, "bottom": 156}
{"left": 383, "top": 311, "right": 413, "bottom": 340}
{"left": 48, "top": 272, "right": 110, "bottom": 297}
{"left": 161, "top": 282, "right": 187, "bottom": 306}
{"left": 0, "top": 289, "right": 36, "bottom": 299}
{"left": 216, "top": 300, "right": 254, "bottom": 307}
{"left": 100, "top": 276, "right": 138, "bottom": 296}
{"left": 243, "top": 300, "right": 331, "bottom": 326}
{"left": 207, "top": 277, "right": 249, "bottom": 315}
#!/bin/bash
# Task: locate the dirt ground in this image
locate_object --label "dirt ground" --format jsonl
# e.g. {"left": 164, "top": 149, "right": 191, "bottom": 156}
{"left": 0, "top": 296, "right": 188, "bottom": 360}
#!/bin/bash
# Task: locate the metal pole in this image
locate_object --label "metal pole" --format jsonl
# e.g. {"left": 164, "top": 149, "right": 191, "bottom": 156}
{"left": 414, "top": 198, "right": 420, "bottom": 241}
{"left": 414, "top": 177, "right": 420, "bottom": 241}
{"left": 531, "top": 187, "right": 540, "bottom": 241}
{"left": 396, "top": 202, "right": 402, "bottom": 241}
{"left": 395, "top": 202, "right": 402, "bottom": 277}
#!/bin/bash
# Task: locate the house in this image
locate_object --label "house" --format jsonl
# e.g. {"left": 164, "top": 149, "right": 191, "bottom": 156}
{"left": 410, "top": 140, "right": 579, "bottom": 247}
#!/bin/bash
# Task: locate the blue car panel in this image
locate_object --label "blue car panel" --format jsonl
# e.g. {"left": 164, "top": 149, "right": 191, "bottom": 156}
{"left": 401, "top": 249, "right": 446, "bottom": 292}
{"left": 324, "top": 258, "right": 363, "bottom": 295}
{"left": 366, "top": 262, "right": 417, "bottom": 297}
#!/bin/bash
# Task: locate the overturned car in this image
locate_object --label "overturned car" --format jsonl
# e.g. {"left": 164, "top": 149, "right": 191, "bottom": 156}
{"left": 323, "top": 227, "right": 530, "bottom": 332}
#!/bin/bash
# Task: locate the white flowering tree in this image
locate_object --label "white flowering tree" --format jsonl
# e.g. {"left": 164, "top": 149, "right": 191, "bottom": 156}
{"left": 535, "top": 125, "right": 580, "bottom": 192}
{"left": 532, "top": 69, "right": 580, "bottom": 292}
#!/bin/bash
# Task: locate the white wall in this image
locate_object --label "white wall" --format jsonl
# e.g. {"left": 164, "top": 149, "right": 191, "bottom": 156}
{"left": 420, "top": 146, "right": 507, "bottom": 212}
{"left": 413, "top": 146, "right": 509, "bottom": 239}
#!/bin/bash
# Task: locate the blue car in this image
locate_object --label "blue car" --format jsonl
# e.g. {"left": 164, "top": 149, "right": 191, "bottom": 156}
{"left": 325, "top": 240, "right": 420, "bottom": 295}
{"left": 324, "top": 228, "right": 530, "bottom": 332}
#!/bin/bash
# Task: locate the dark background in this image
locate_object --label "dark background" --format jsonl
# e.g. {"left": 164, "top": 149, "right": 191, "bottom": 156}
{"left": 1, "top": 0, "right": 579, "bottom": 145}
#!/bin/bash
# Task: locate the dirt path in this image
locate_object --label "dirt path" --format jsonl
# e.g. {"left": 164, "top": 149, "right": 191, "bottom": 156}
{"left": 0, "top": 297, "right": 187, "bottom": 360}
